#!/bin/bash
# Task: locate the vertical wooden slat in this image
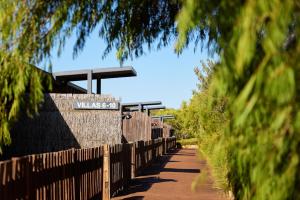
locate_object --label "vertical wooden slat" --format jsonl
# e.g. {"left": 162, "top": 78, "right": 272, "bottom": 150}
{"left": 102, "top": 144, "right": 110, "bottom": 200}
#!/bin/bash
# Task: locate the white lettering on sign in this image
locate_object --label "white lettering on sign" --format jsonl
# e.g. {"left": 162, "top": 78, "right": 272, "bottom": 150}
{"left": 74, "top": 101, "right": 119, "bottom": 110}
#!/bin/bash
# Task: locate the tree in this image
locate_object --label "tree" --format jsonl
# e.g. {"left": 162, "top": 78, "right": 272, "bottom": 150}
{"left": 177, "top": 0, "right": 300, "bottom": 199}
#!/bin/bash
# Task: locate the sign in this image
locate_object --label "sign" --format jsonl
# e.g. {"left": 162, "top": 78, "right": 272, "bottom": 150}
{"left": 74, "top": 101, "right": 119, "bottom": 110}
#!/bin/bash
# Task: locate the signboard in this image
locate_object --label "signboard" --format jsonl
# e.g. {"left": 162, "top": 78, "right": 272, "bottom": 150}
{"left": 74, "top": 101, "right": 119, "bottom": 110}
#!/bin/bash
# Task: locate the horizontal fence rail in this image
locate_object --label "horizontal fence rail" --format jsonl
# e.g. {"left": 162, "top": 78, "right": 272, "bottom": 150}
{"left": 0, "top": 137, "right": 176, "bottom": 200}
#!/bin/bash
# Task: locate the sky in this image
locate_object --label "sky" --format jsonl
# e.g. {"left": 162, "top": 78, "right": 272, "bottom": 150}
{"left": 50, "top": 31, "right": 210, "bottom": 109}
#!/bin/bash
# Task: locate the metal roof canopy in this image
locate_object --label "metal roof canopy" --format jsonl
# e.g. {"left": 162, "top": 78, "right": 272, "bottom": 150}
{"left": 152, "top": 115, "right": 175, "bottom": 123}
{"left": 121, "top": 101, "right": 162, "bottom": 112}
{"left": 121, "top": 101, "right": 162, "bottom": 107}
{"left": 126, "top": 105, "right": 166, "bottom": 111}
{"left": 53, "top": 66, "right": 137, "bottom": 94}
{"left": 124, "top": 105, "right": 166, "bottom": 115}
{"left": 152, "top": 115, "right": 175, "bottom": 119}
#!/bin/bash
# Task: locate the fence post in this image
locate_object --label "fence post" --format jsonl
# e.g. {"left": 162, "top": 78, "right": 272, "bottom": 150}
{"left": 174, "top": 137, "right": 176, "bottom": 148}
{"left": 103, "top": 144, "right": 110, "bottom": 200}
{"left": 139, "top": 141, "right": 145, "bottom": 171}
{"left": 160, "top": 138, "right": 163, "bottom": 156}
{"left": 152, "top": 140, "right": 155, "bottom": 161}
{"left": 162, "top": 138, "right": 165, "bottom": 155}
{"left": 130, "top": 142, "right": 136, "bottom": 179}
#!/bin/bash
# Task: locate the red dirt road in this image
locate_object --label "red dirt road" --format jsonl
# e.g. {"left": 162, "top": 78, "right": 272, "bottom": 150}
{"left": 113, "top": 148, "right": 225, "bottom": 200}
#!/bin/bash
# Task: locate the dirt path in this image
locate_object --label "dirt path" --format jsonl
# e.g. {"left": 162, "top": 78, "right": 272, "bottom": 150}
{"left": 112, "top": 148, "right": 225, "bottom": 200}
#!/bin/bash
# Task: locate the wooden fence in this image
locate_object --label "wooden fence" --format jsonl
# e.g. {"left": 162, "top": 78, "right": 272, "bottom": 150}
{"left": 109, "top": 144, "right": 131, "bottom": 197}
{"left": 134, "top": 138, "right": 164, "bottom": 176}
{"left": 0, "top": 137, "right": 176, "bottom": 200}
{"left": 151, "top": 128, "right": 163, "bottom": 139}
{"left": 122, "top": 112, "right": 152, "bottom": 142}
{"left": 0, "top": 147, "right": 104, "bottom": 200}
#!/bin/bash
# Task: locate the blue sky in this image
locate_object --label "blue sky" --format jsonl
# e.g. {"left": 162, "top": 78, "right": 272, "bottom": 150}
{"left": 50, "top": 31, "right": 210, "bottom": 109}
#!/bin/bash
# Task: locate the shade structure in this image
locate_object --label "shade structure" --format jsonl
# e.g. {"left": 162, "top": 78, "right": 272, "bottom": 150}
{"left": 53, "top": 66, "right": 137, "bottom": 94}
{"left": 152, "top": 115, "right": 175, "bottom": 123}
{"left": 121, "top": 101, "right": 162, "bottom": 112}
{"left": 124, "top": 105, "right": 166, "bottom": 115}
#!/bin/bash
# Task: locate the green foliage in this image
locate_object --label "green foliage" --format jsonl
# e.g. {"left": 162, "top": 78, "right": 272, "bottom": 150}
{"left": 152, "top": 101, "right": 205, "bottom": 139}
{"left": 152, "top": 108, "right": 185, "bottom": 138}
{"left": 176, "top": 0, "right": 300, "bottom": 199}
{"left": 155, "top": 60, "right": 229, "bottom": 190}
{"left": 177, "top": 138, "right": 198, "bottom": 146}
{"left": 0, "top": 2, "right": 54, "bottom": 153}
{"left": 182, "top": 61, "right": 229, "bottom": 191}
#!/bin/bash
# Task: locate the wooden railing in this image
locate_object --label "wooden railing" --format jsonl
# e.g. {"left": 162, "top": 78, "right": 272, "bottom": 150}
{"left": 0, "top": 137, "right": 176, "bottom": 200}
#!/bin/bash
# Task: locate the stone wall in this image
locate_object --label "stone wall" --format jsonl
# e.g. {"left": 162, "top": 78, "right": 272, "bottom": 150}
{"left": 4, "top": 93, "right": 121, "bottom": 158}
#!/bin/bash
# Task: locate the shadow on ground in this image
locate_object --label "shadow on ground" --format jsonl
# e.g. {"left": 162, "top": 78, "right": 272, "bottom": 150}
{"left": 114, "top": 149, "right": 180, "bottom": 198}
{"left": 162, "top": 168, "right": 200, "bottom": 173}
{"left": 121, "top": 196, "right": 144, "bottom": 200}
